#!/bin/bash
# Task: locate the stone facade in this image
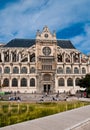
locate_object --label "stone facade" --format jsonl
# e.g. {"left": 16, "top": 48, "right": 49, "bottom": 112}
{"left": 0, "top": 26, "right": 90, "bottom": 93}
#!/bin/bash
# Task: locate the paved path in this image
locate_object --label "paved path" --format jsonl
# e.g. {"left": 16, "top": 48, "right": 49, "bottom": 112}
{"left": 0, "top": 105, "right": 90, "bottom": 130}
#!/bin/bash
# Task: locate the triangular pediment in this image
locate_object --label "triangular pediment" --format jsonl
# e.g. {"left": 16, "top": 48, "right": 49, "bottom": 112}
{"left": 36, "top": 26, "right": 56, "bottom": 40}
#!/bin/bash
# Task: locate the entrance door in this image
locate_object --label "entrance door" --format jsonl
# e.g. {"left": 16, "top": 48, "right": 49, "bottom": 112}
{"left": 44, "top": 85, "right": 46, "bottom": 92}
{"left": 48, "top": 84, "right": 50, "bottom": 92}
{"left": 43, "top": 84, "right": 51, "bottom": 93}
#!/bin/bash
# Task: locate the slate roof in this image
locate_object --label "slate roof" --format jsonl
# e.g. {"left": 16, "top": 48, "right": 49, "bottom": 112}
{"left": 57, "top": 40, "right": 75, "bottom": 49}
{"left": 4, "top": 39, "right": 35, "bottom": 48}
{"left": 4, "top": 38, "right": 75, "bottom": 49}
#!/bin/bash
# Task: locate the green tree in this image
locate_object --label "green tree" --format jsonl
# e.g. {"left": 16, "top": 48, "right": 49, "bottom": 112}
{"left": 78, "top": 74, "right": 90, "bottom": 97}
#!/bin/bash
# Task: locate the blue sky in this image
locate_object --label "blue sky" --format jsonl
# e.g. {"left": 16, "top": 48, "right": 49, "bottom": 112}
{"left": 0, "top": 0, "right": 90, "bottom": 55}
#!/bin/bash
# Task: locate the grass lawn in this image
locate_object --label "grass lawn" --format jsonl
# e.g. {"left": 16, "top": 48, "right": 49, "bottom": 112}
{"left": 0, "top": 101, "right": 90, "bottom": 127}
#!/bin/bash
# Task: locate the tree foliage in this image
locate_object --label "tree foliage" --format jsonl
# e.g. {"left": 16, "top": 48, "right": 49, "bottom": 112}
{"left": 78, "top": 74, "right": 90, "bottom": 93}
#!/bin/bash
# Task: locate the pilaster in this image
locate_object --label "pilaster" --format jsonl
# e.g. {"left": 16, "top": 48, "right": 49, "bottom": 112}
{"left": 1, "top": 50, "right": 4, "bottom": 62}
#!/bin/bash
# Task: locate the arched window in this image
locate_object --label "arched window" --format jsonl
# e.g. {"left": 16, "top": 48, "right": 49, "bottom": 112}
{"left": 30, "top": 78, "right": 35, "bottom": 87}
{"left": 57, "top": 67, "right": 63, "bottom": 74}
{"left": 0, "top": 67, "right": 2, "bottom": 73}
{"left": 66, "top": 67, "right": 71, "bottom": 74}
{"left": 58, "top": 78, "right": 64, "bottom": 86}
{"left": 75, "top": 78, "right": 80, "bottom": 86}
{"left": 12, "top": 78, "right": 18, "bottom": 87}
{"left": 65, "top": 54, "right": 70, "bottom": 62}
{"left": 13, "top": 67, "right": 19, "bottom": 74}
{"left": 21, "top": 67, "right": 27, "bottom": 74}
{"left": 57, "top": 54, "right": 62, "bottom": 62}
{"left": 82, "top": 67, "right": 86, "bottom": 74}
{"left": 74, "top": 67, "right": 79, "bottom": 74}
{"left": 30, "top": 53, "right": 35, "bottom": 62}
{"left": 30, "top": 67, "right": 35, "bottom": 73}
{"left": 67, "top": 78, "right": 73, "bottom": 86}
{"left": 21, "top": 78, "right": 27, "bottom": 87}
{"left": 4, "top": 67, "right": 10, "bottom": 73}
{"left": 3, "top": 78, "right": 9, "bottom": 87}
{"left": 12, "top": 51, "right": 17, "bottom": 62}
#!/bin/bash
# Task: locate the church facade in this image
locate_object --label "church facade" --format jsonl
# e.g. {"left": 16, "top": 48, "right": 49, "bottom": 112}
{"left": 0, "top": 26, "right": 90, "bottom": 93}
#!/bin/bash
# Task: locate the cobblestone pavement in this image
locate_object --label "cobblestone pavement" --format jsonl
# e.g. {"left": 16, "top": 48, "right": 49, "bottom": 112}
{"left": 1, "top": 92, "right": 90, "bottom": 102}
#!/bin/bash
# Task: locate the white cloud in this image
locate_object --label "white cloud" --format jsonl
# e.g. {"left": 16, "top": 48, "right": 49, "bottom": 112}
{"left": 0, "top": 0, "right": 90, "bottom": 54}
{"left": 70, "top": 24, "right": 90, "bottom": 54}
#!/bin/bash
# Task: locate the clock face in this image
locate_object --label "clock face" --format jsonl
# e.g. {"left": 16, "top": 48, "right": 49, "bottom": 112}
{"left": 43, "top": 47, "right": 51, "bottom": 56}
{"left": 44, "top": 33, "right": 48, "bottom": 38}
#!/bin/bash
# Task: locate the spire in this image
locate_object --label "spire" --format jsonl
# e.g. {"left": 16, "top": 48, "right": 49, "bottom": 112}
{"left": 36, "top": 29, "right": 41, "bottom": 37}
{"left": 53, "top": 30, "right": 56, "bottom": 37}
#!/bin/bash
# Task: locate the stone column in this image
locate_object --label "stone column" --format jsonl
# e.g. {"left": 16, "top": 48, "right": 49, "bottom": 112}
{"left": 71, "top": 53, "right": 73, "bottom": 63}
{"left": 73, "top": 77, "right": 75, "bottom": 88}
{"left": 27, "top": 63, "right": 30, "bottom": 74}
{"left": 10, "top": 51, "right": 13, "bottom": 62}
{"left": 19, "top": 52, "right": 21, "bottom": 62}
{"left": 55, "top": 75, "right": 58, "bottom": 92}
{"left": 1, "top": 51, "right": 4, "bottom": 62}
{"left": 18, "top": 76, "right": 21, "bottom": 88}
{"left": 79, "top": 53, "right": 81, "bottom": 63}
{"left": 63, "top": 64, "right": 65, "bottom": 74}
{"left": 65, "top": 77, "right": 67, "bottom": 87}
{"left": 79, "top": 65, "right": 81, "bottom": 74}
{"left": 71, "top": 64, "right": 73, "bottom": 74}
{"left": 1, "top": 78, "right": 3, "bottom": 87}
{"left": 10, "top": 64, "right": 13, "bottom": 74}
{"left": 8, "top": 50, "right": 10, "bottom": 62}
{"left": 28, "top": 52, "right": 30, "bottom": 62}
{"left": 9, "top": 77, "right": 12, "bottom": 88}
{"left": 27, "top": 76, "right": 30, "bottom": 88}
{"left": 19, "top": 63, "right": 21, "bottom": 74}
{"left": 63, "top": 52, "right": 65, "bottom": 63}
{"left": 2, "top": 64, "right": 4, "bottom": 74}
{"left": 87, "top": 64, "right": 89, "bottom": 73}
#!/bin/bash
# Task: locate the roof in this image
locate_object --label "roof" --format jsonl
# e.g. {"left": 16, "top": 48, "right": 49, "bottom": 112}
{"left": 57, "top": 40, "right": 75, "bottom": 49}
{"left": 4, "top": 39, "right": 35, "bottom": 48}
{"left": 4, "top": 38, "right": 75, "bottom": 49}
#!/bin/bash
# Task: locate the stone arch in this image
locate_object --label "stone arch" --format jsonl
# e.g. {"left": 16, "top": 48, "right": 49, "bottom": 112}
{"left": 12, "top": 78, "right": 18, "bottom": 87}
{"left": 57, "top": 54, "right": 62, "bottom": 62}
{"left": 4, "top": 66, "right": 10, "bottom": 73}
{"left": 58, "top": 78, "right": 64, "bottom": 86}
{"left": 13, "top": 67, "right": 19, "bottom": 74}
{"left": 30, "top": 78, "right": 35, "bottom": 87}
{"left": 3, "top": 78, "right": 9, "bottom": 87}
{"left": 21, "top": 67, "right": 27, "bottom": 74}
{"left": 82, "top": 67, "right": 86, "bottom": 74}
{"left": 30, "top": 53, "right": 35, "bottom": 62}
{"left": 75, "top": 78, "right": 80, "bottom": 86}
{"left": 21, "top": 78, "right": 27, "bottom": 87}
{"left": 57, "top": 67, "right": 63, "bottom": 74}
{"left": 65, "top": 53, "right": 70, "bottom": 62}
{"left": 67, "top": 78, "right": 73, "bottom": 86}
{"left": 74, "top": 67, "right": 79, "bottom": 74}
{"left": 66, "top": 67, "right": 71, "bottom": 74}
{"left": 12, "top": 51, "right": 17, "bottom": 62}
{"left": 30, "top": 67, "right": 35, "bottom": 73}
